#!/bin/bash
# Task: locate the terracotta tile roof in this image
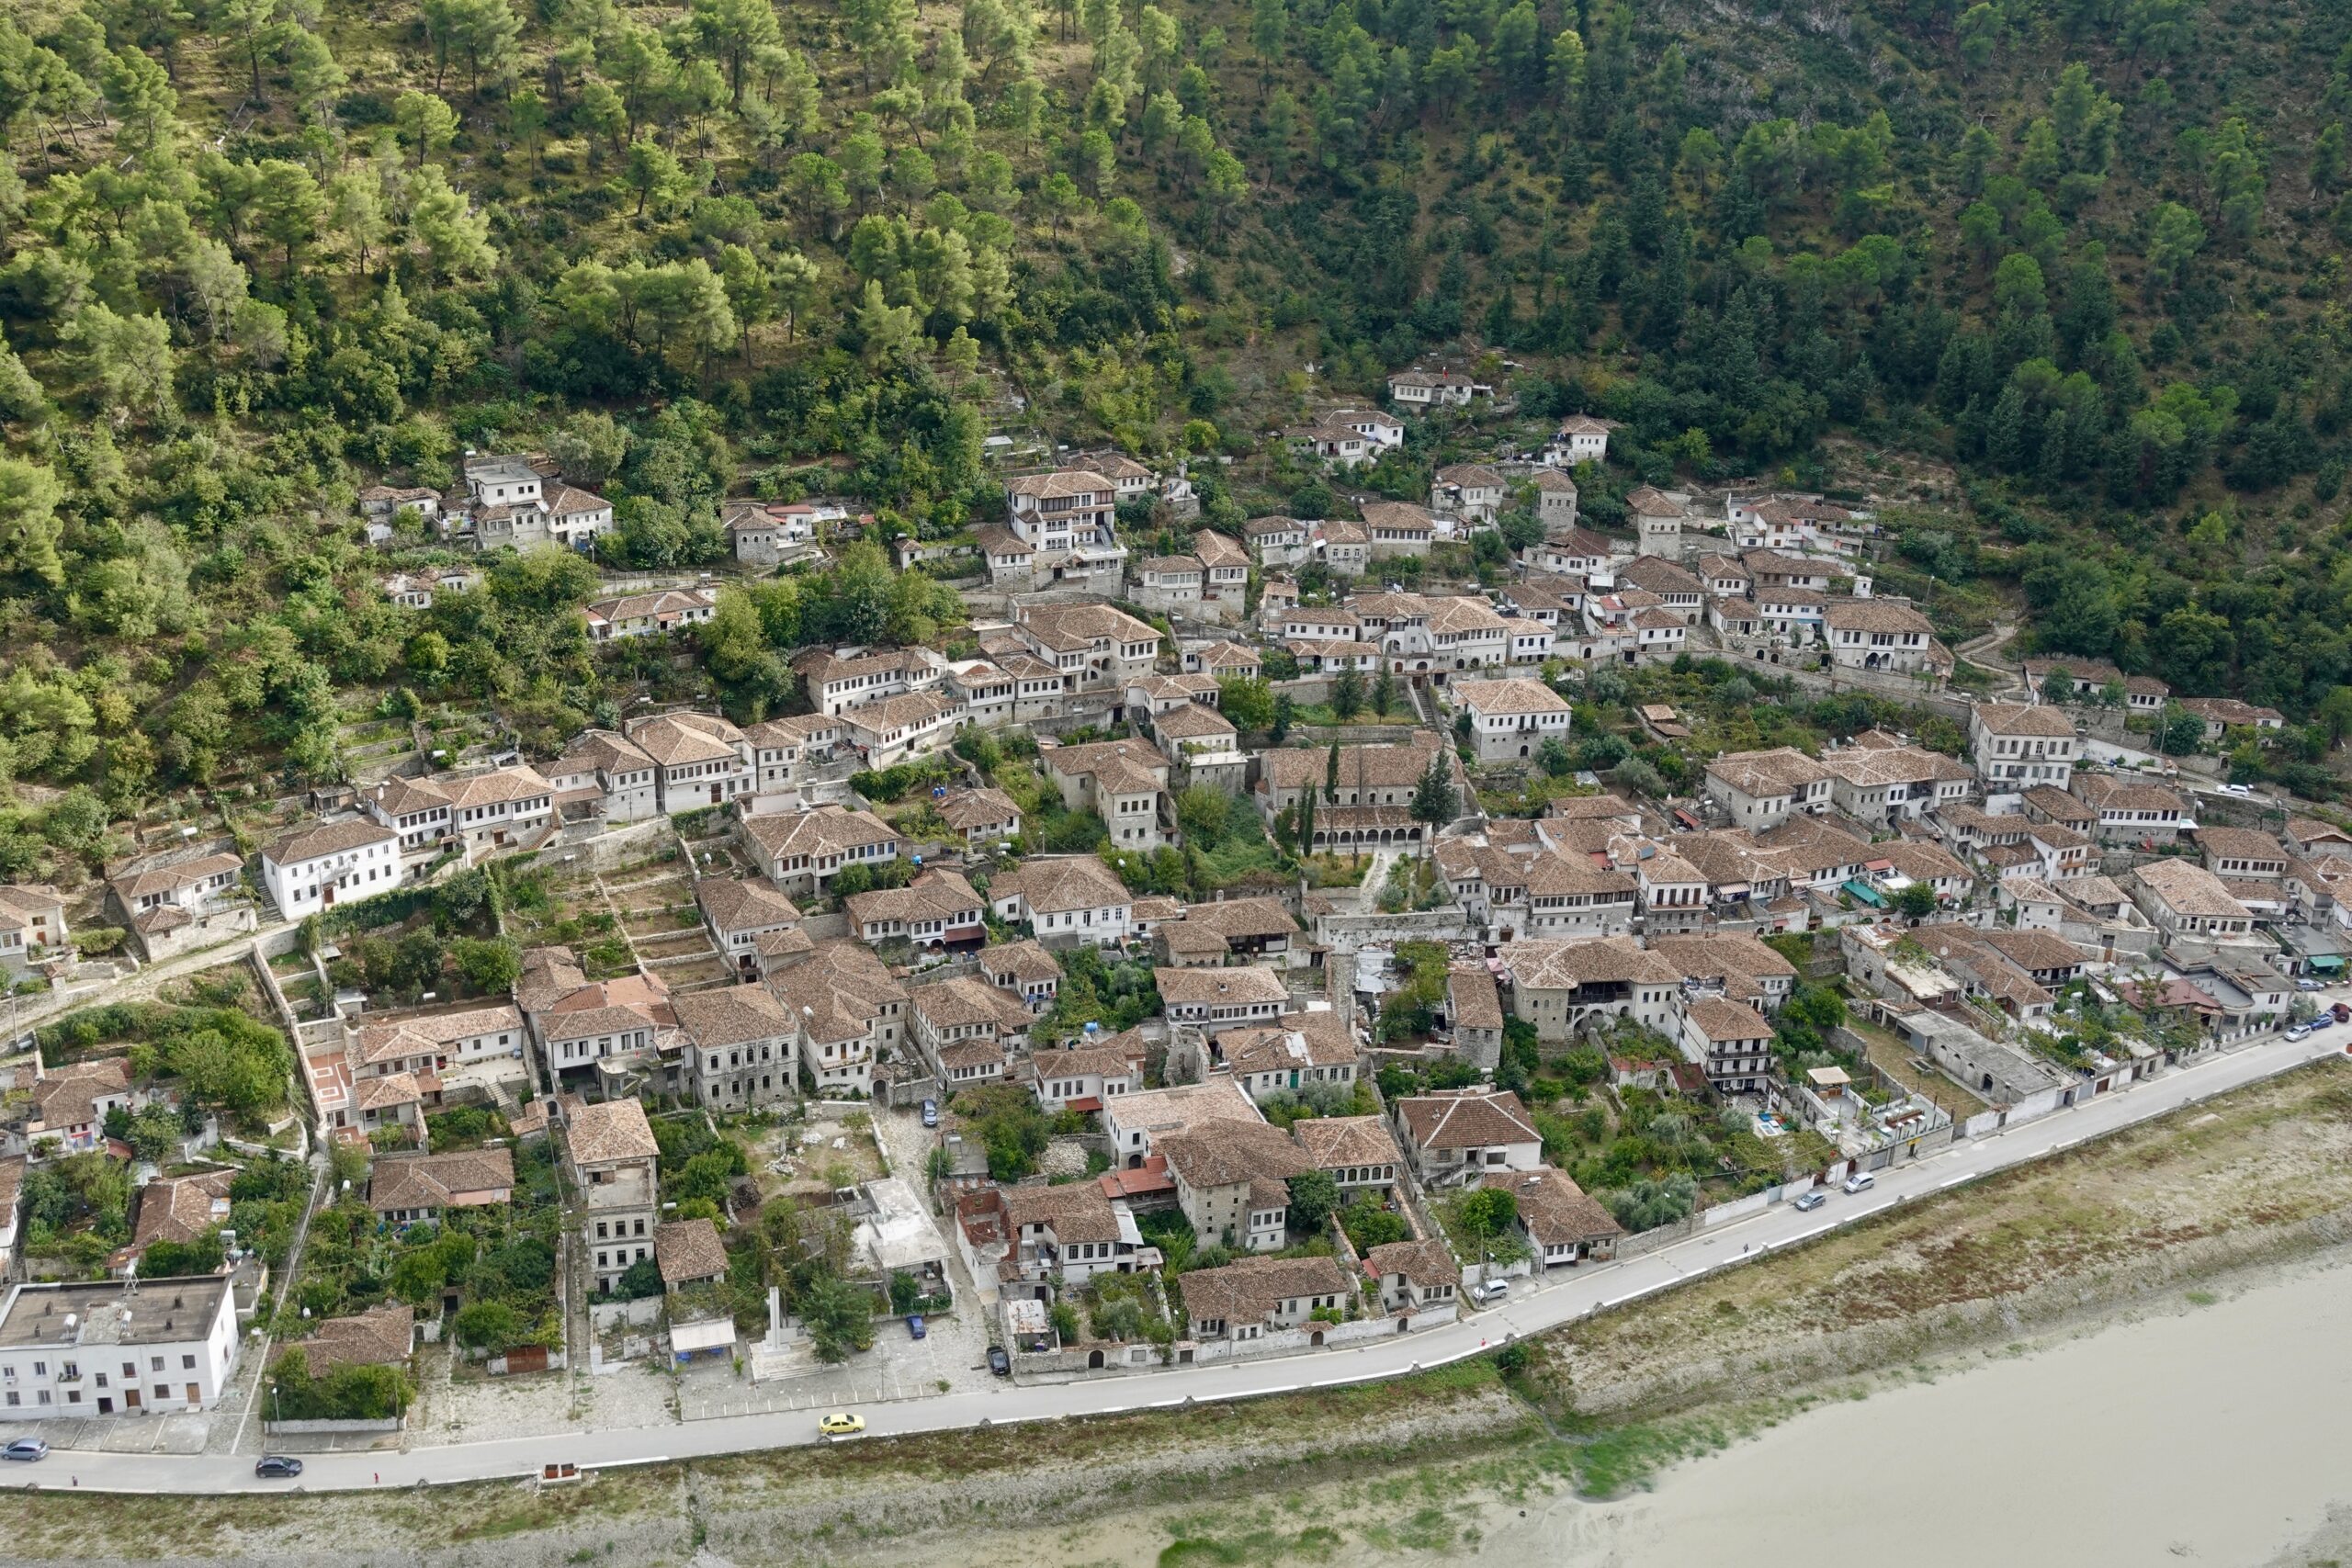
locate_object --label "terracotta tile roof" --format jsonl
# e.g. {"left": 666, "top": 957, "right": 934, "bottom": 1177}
{"left": 1682, "top": 997, "right": 1774, "bottom": 1043}
{"left": 673, "top": 985, "right": 795, "bottom": 1050}
{"left": 2176, "top": 697, "right": 2283, "bottom": 727}
{"left": 741, "top": 805, "right": 907, "bottom": 863}
{"left": 914, "top": 975, "right": 1029, "bottom": 1034}
{"left": 264, "top": 817, "right": 397, "bottom": 866}
{"left": 32, "top": 1057, "right": 132, "bottom": 1129}
{"left": 2196, "top": 826, "right": 2288, "bottom": 864}
{"left": 2072, "top": 775, "right": 2189, "bottom": 814}
{"left": 297, "top": 1303, "right": 414, "bottom": 1370}
{"left": 1972, "top": 703, "right": 2075, "bottom": 738}
{"left": 368, "top": 1147, "right": 514, "bottom": 1213}
{"left": 990, "top": 854, "right": 1129, "bottom": 918}
{"left": 566, "top": 1098, "right": 658, "bottom": 1165}
{"left": 1261, "top": 735, "right": 1445, "bottom": 791}
{"left": 1366, "top": 1237, "right": 1459, "bottom": 1288}
{"left": 1396, "top": 1089, "right": 1538, "bottom": 1151}
{"left": 2132, "top": 860, "right": 2252, "bottom": 919}
{"left": 1824, "top": 599, "right": 1931, "bottom": 636}
{"left": 1193, "top": 530, "right": 1250, "bottom": 569}
{"left": 1153, "top": 965, "right": 1291, "bottom": 1008}
{"left": 356, "top": 1005, "right": 525, "bottom": 1066}
{"left": 1487, "top": 1166, "right": 1623, "bottom": 1247}
{"left": 1018, "top": 602, "right": 1161, "bottom": 653}
{"left": 845, "top": 867, "right": 982, "bottom": 931}
{"left": 1030, "top": 1041, "right": 1139, "bottom": 1085}
{"left": 2023, "top": 784, "right": 2096, "bottom": 823}
{"left": 1614, "top": 555, "right": 1704, "bottom": 595}
{"left": 1428, "top": 595, "right": 1512, "bottom": 635}
{"left": 1001, "top": 1179, "right": 1124, "bottom": 1243}
{"left": 132, "top": 1169, "right": 234, "bottom": 1248}
{"left": 1707, "top": 747, "right": 1829, "bottom": 797}
{"left": 1452, "top": 676, "right": 1571, "bottom": 717}
{"left": 980, "top": 938, "right": 1061, "bottom": 985}
{"left": 938, "top": 787, "right": 1023, "bottom": 832}
{"left": 654, "top": 1217, "right": 729, "bottom": 1284}
{"left": 1360, "top": 500, "right": 1436, "bottom": 535}
{"left": 1174, "top": 897, "right": 1300, "bottom": 942}
{"left": 696, "top": 876, "right": 803, "bottom": 935}
{"left": 110, "top": 852, "right": 243, "bottom": 902}
{"left": 1291, "top": 1114, "right": 1404, "bottom": 1172}
{"left": 1008, "top": 468, "right": 1115, "bottom": 500}
{"left": 1500, "top": 936, "right": 1679, "bottom": 991}
{"left": 1447, "top": 966, "right": 1504, "bottom": 1030}
{"left": 624, "top": 711, "right": 746, "bottom": 767}
{"left": 1183, "top": 1255, "right": 1354, "bottom": 1326}
{"left": 1882, "top": 839, "right": 1973, "bottom": 884}
{"left": 1817, "top": 745, "right": 1973, "bottom": 789}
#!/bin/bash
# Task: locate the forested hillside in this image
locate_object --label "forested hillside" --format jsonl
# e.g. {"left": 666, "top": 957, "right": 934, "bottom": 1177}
{"left": 2, "top": 0, "right": 2350, "bottom": 874}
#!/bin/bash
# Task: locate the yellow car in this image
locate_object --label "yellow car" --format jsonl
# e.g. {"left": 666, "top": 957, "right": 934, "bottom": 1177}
{"left": 818, "top": 1412, "right": 865, "bottom": 1438}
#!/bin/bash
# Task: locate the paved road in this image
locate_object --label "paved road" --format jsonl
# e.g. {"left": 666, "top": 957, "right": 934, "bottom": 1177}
{"left": 17, "top": 1024, "right": 2348, "bottom": 1495}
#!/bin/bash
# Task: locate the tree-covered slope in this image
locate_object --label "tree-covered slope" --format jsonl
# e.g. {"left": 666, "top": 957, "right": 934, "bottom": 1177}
{"left": 1, "top": 0, "right": 2349, "bottom": 874}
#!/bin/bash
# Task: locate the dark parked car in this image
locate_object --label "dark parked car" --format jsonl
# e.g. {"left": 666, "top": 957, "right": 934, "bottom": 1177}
{"left": 254, "top": 1456, "right": 304, "bottom": 1479}
{"left": 1792, "top": 1190, "right": 1827, "bottom": 1213}
{"left": 907, "top": 1314, "right": 927, "bottom": 1340}
{"left": 988, "top": 1345, "right": 1011, "bottom": 1377}
{"left": 3, "top": 1438, "right": 49, "bottom": 1461}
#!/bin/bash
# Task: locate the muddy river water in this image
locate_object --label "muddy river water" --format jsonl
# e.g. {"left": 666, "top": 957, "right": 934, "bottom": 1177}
{"left": 1465, "top": 1259, "right": 2352, "bottom": 1566}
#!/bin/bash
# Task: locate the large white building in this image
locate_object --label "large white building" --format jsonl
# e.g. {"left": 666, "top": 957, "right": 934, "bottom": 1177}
{"left": 1970, "top": 704, "right": 2078, "bottom": 791}
{"left": 1012, "top": 603, "right": 1162, "bottom": 694}
{"left": 260, "top": 818, "right": 401, "bottom": 918}
{"left": 988, "top": 854, "right": 1134, "bottom": 950}
{"left": 1823, "top": 599, "right": 1937, "bottom": 675}
{"left": 1452, "top": 677, "right": 1572, "bottom": 763}
{"left": 0, "top": 1277, "right": 241, "bottom": 1418}
{"left": 461, "top": 454, "right": 614, "bottom": 552}
{"left": 1703, "top": 749, "right": 1832, "bottom": 832}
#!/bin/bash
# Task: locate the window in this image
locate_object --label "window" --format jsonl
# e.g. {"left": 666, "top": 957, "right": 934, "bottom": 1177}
{"left": 182, "top": 1355, "right": 196, "bottom": 1370}
{"left": 30, "top": 1362, "right": 42, "bottom": 1377}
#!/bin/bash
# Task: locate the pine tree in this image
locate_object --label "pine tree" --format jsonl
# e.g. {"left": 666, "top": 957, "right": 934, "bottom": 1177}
{"left": 1409, "top": 755, "right": 1457, "bottom": 850}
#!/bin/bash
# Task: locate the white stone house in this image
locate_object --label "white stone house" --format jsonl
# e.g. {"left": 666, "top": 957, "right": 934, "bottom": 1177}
{"left": 1453, "top": 677, "right": 1572, "bottom": 763}
{"left": 260, "top": 818, "right": 400, "bottom": 918}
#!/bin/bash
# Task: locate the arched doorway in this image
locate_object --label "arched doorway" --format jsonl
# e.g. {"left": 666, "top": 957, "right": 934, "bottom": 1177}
{"left": 1309, "top": 1329, "right": 1325, "bottom": 1348}
{"left": 1088, "top": 1348, "right": 1105, "bottom": 1369}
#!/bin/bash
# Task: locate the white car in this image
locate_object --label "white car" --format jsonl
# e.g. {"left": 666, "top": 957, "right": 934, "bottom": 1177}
{"left": 1841, "top": 1170, "right": 1876, "bottom": 1195}
{"left": 2222, "top": 783, "right": 2254, "bottom": 797}
{"left": 1472, "top": 1280, "right": 1510, "bottom": 1304}
{"left": 2297, "top": 979, "right": 2326, "bottom": 993}
{"left": 2287, "top": 1024, "right": 2314, "bottom": 1043}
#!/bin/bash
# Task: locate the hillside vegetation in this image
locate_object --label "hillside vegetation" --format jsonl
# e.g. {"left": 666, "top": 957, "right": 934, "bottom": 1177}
{"left": 1, "top": 0, "right": 2350, "bottom": 877}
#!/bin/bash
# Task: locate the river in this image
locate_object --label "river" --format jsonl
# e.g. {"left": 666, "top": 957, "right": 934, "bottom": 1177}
{"left": 1471, "top": 1258, "right": 2352, "bottom": 1567}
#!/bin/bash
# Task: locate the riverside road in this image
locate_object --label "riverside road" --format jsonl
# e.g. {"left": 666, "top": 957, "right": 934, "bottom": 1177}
{"left": 13, "top": 1021, "right": 2348, "bottom": 1496}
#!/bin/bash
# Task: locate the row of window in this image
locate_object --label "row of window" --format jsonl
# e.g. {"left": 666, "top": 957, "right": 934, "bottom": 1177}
{"left": 8, "top": 1353, "right": 197, "bottom": 1379}
{"left": 4, "top": 1383, "right": 196, "bottom": 1407}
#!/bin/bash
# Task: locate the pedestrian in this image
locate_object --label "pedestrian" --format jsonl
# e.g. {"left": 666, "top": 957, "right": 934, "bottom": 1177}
{"left": 373, "top": 1472, "right": 379, "bottom": 1484}
{"left": 70, "top": 1476, "right": 76, "bottom": 1488}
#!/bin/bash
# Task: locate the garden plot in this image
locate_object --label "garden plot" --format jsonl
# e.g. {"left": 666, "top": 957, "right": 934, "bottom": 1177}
{"left": 754, "top": 1111, "right": 888, "bottom": 1200}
